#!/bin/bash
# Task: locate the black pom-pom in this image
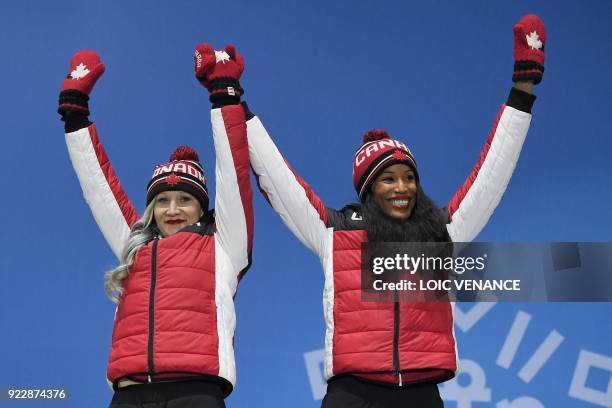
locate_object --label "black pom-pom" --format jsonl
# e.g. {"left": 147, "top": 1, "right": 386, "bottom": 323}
{"left": 363, "top": 129, "right": 390, "bottom": 143}
{"left": 170, "top": 145, "right": 200, "bottom": 162}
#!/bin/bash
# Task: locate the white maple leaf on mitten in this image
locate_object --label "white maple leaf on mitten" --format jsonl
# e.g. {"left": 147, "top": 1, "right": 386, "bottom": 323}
{"left": 526, "top": 31, "right": 543, "bottom": 50}
{"left": 70, "top": 63, "right": 91, "bottom": 79}
{"left": 215, "top": 50, "right": 230, "bottom": 64}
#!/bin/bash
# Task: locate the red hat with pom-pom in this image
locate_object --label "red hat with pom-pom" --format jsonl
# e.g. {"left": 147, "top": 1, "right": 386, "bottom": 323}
{"left": 353, "top": 130, "right": 418, "bottom": 200}
{"left": 146, "top": 146, "right": 209, "bottom": 209}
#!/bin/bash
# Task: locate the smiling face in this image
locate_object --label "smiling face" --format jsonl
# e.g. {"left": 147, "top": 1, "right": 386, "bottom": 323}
{"left": 370, "top": 163, "right": 418, "bottom": 220}
{"left": 153, "top": 191, "right": 203, "bottom": 237}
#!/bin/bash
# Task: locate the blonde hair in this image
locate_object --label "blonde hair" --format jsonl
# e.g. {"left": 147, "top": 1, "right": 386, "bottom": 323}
{"left": 104, "top": 199, "right": 158, "bottom": 303}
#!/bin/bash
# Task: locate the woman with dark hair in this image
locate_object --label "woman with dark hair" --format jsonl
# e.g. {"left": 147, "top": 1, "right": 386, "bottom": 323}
{"left": 59, "top": 46, "right": 253, "bottom": 407}
{"left": 213, "top": 14, "right": 545, "bottom": 407}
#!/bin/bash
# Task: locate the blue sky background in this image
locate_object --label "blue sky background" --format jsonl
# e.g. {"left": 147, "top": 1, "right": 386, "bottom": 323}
{"left": 0, "top": 1, "right": 611, "bottom": 407}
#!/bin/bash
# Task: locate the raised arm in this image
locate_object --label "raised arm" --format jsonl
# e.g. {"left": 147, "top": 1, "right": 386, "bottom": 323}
{"left": 194, "top": 43, "right": 328, "bottom": 259}
{"left": 59, "top": 51, "right": 139, "bottom": 260}
{"left": 446, "top": 15, "right": 546, "bottom": 242}
{"left": 211, "top": 106, "right": 253, "bottom": 276}
{"left": 246, "top": 116, "right": 329, "bottom": 258}
{"left": 194, "top": 44, "right": 254, "bottom": 276}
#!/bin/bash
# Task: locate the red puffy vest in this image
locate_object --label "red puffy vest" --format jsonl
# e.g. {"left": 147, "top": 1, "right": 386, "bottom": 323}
{"left": 106, "top": 222, "right": 234, "bottom": 392}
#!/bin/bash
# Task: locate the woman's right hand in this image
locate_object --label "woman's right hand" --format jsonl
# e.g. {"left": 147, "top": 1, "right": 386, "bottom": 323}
{"left": 513, "top": 14, "right": 546, "bottom": 85}
{"left": 59, "top": 50, "right": 105, "bottom": 114}
{"left": 194, "top": 43, "right": 245, "bottom": 105}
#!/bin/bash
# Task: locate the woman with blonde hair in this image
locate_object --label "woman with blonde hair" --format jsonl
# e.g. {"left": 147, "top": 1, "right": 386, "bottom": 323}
{"left": 59, "top": 46, "right": 253, "bottom": 407}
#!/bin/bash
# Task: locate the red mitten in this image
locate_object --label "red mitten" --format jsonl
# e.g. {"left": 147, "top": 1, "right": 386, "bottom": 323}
{"left": 59, "top": 50, "right": 105, "bottom": 114}
{"left": 194, "top": 43, "right": 216, "bottom": 88}
{"left": 194, "top": 43, "right": 244, "bottom": 105}
{"left": 61, "top": 50, "right": 105, "bottom": 94}
{"left": 513, "top": 14, "right": 546, "bottom": 84}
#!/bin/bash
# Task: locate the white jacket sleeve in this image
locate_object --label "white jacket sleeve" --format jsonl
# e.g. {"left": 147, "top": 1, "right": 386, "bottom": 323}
{"left": 446, "top": 88, "right": 535, "bottom": 242}
{"left": 65, "top": 123, "right": 139, "bottom": 260}
{"left": 211, "top": 105, "right": 254, "bottom": 275}
{"left": 247, "top": 115, "right": 329, "bottom": 259}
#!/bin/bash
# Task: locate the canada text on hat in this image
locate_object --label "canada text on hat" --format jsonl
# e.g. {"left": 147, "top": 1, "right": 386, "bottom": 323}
{"left": 146, "top": 146, "right": 209, "bottom": 210}
{"left": 354, "top": 139, "right": 410, "bottom": 168}
{"left": 151, "top": 161, "right": 205, "bottom": 184}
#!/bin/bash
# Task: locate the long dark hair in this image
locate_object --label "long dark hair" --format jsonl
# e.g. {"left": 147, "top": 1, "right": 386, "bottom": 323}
{"left": 361, "top": 183, "right": 453, "bottom": 302}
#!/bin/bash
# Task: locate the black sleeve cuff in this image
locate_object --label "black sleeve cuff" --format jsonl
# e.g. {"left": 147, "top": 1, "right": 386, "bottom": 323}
{"left": 507, "top": 87, "right": 537, "bottom": 114}
{"left": 211, "top": 93, "right": 241, "bottom": 109}
{"left": 62, "top": 110, "right": 91, "bottom": 133}
{"left": 209, "top": 77, "right": 243, "bottom": 108}
{"left": 241, "top": 101, "right": 255, "bottom": 121}
{"left": 58, "top": 90, "right": 92, "bottom": 132}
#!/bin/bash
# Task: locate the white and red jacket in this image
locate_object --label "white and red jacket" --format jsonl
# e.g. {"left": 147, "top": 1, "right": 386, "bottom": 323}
{"left": 246, "top": 89, "right": 534, "bottom": 385}
{"left": 64, "top": 104, "right": 253, "bottom": 395}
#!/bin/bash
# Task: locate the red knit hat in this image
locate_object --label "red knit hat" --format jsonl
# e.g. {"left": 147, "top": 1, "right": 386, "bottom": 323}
{"left": 146, "top": 146, "right": 209, "bottom": 210}
{"left": 353, "top": 130, "right": 418, "bottom": 200}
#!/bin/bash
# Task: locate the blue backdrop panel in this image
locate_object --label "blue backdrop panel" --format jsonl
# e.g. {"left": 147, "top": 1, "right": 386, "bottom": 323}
{"left": 0, "top": 1, "right": 610, "bottom": 407}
